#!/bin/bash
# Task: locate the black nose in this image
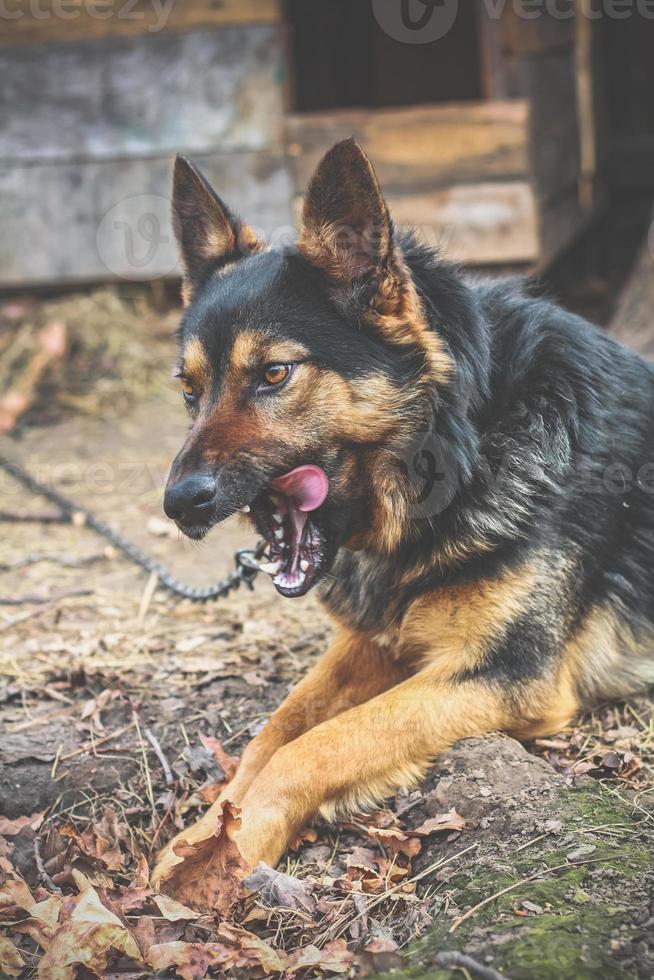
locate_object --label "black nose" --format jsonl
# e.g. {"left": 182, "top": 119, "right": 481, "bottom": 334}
{"left": 163, "top": 474, "right": 217, "bottom": 525}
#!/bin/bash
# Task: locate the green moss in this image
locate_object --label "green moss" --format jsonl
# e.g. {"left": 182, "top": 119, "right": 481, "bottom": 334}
{"left": 372, "top": 786, "right": 652, "bottom": 980}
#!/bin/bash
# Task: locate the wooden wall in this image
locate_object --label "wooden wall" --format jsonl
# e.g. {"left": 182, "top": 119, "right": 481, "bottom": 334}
{"left": 285, "top": 101, "right": 537, "bottom": 266}
{"left": 0, "top": 1, "right": 291, "bottom": 286}
{"left": 1, "top": 0, "right": 608, "bottom": 286}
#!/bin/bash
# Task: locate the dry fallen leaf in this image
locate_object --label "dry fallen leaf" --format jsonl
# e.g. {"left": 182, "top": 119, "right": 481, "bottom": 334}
{"left": 0, "top": 811, "right": 45, "bottom": 836}
{"left": 340, "top": 846, "right": 387, "bottom": 894}
{"left": 155, "top": 801, "right": 248, "bottom": 914}
{"left": 59, "top": 806, "right": 129, "bottom": 873}
{"left": 147, "top": 928, "right": 291, "bottom": 980}
{"left": 0, "top": 937, "right": 25, "bottom": 978}
{"left": 244, "top": 862, "right": 317, "bottom": 914}
{"left": 115, "top": 854, "right": 151, "bottom": 914}
{"left": 198, "top": 732, "right": 239, "bottom": 781}
{"left": 0, "top": 874, "right": 61, "bottom": 951}
{"left": 346, "top": 846, "right": 379, "bottom": 872}
{"left": 218, "top": 922, "right": 290, "bottom": 974}
{"left": 153, "top": 892, "right": 200, "bottom": 922}
{"left": 365, "top": 825, "right": 422, "bottom": 859}
{"left": 572, "top": 749, "right": 642, "bottom": 781}
{"left": 289, "top": 938, "right": 355, "bottom": 974}
{"left": 355, "top": 937, "right": 404, "bottom": 976}
{"left": 358, "top": 809, "right": 398, "bottom": 829}
{"left": 147, "top": 940, "right": 233, "bottom": 980}
{"left": 412, "top": 808, "right": 466, "bottom": 836}
{"left": 26, "top": 895, "right": 62, "bottom": 934}
{"left": 0, "top": 876, "right": 37, "bottom": 915}
{"left": 36, "top": 871, "right": 143, "bottom": 980}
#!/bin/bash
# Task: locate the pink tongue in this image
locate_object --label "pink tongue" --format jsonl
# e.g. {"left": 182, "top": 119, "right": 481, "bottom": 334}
{"left": 271, "top": 465, "right": 328, "bottom": 512}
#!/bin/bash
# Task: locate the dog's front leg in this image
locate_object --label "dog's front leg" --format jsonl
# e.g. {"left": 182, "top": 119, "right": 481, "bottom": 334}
{"left": 224, "top": 628, "right": 409, "bottom": 803}
{"left": 152, "top": 630, "right": 407, "bottom": 886}
{"left": 229, "top": 672, "right": 512, "bottom": 870}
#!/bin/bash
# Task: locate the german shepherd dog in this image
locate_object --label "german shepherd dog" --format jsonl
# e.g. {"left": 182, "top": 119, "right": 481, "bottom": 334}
{"left": 152, "top": 140, "right": 654, "bottom": 899}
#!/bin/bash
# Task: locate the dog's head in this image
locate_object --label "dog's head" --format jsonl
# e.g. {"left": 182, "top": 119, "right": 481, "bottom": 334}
{"left": 164, "top": 140, "right": 452, "bottom": 597}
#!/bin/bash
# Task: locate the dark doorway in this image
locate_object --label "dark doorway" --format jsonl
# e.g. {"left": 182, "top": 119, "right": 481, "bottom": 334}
{"left": 285, "top": 0, "right": 483, "bottom": 113}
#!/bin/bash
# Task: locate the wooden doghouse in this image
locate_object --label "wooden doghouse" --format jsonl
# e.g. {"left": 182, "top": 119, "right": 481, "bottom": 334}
{"left": 0, "top": 0, "right": 652, "bottom": 287}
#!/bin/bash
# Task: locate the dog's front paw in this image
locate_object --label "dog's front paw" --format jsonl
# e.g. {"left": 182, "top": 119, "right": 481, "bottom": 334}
{"left": 151, "top": 796, "right": 292, "bottom": 913}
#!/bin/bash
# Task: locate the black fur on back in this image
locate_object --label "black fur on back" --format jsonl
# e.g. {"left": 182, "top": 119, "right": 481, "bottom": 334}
{"left": 323, "top": 232, "right": 654, "bottom": 689}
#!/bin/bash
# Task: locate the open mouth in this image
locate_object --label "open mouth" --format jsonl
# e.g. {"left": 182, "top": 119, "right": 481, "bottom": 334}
{"left": 251, "top": 465, "right": 329, "bottom": 598}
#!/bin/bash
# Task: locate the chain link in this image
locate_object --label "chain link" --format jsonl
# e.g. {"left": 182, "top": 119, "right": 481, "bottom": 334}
{"left": 0, "top": 452, "right": 265, "bottom": 602}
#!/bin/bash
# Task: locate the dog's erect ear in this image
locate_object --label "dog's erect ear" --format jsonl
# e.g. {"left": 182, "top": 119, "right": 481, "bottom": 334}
{"left": 299, "top": 139, "right": 395, "bottom": 292}
{"left": 172, "top": 155, "right": 263, "bottom": 304}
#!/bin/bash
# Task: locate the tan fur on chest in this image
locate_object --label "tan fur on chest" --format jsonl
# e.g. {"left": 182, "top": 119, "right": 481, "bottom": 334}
{"left": 393, "top": 564, "right": 540, "bottom": 681}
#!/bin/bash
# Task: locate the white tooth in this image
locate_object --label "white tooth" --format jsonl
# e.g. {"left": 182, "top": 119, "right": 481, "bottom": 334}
{"left": 258, "top": 560, "right": 281, "bottom": 575}
{"left": 300, "top": 559, "right": 309, "bottom": 572}
{"left": 274, "top": 527, "right": 284, "bottom": 541}
{"left": 241, "top": 504, "right": 250, "bottom": 513}
{"left": 272, "top": 511, "right": 283, "bottom": 524}
{"left": 273, "top": 569, "right": 305, "bottom": 589}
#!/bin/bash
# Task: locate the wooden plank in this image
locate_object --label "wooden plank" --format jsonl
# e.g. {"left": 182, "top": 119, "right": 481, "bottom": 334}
{"left": 390, "top": 180, "right": 538, "bottom": 265}
{"left": 0, "top": 26, "right": 284, "bottom": 164}
{"left": 610, "top": 221, "right": 654, "bottom": 361}
{"left": 0, "top": 152, "right": 292, "bottom": 286}
{"left": 291, "top": 180, "right": 538, "bottom": 267}
{"left": 1, "top": 0, "right": 281, "bottom": 46}
{"left": 285, "top": 101, "right": 529, "bottom": 196}
{"left": 527, "top": 51, "right": 580, "bottom": 204}
{"left": 477, "top": 5, "right": 510, "bottom": 100}
{"left": 575, "top": 9, "right": 597, "bottom": 209}
{"left": 501, "top": 2, "right": 575, "bottom": 55}
{"left": 534, "top": 184, "right": 586, "bottom": 269}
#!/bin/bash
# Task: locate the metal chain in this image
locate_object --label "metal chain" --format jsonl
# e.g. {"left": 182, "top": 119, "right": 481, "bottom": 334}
{"left": 0, "top": 452, "right": 265, "bottom": 602}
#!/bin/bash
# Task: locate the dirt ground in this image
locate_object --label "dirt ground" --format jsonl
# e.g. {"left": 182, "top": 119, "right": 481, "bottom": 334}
{"left": 1, "top": 286, "right": 653, "bottom": 980}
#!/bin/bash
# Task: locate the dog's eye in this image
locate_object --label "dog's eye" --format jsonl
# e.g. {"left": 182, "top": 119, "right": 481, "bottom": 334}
{"left": 181, "top": 378, "right": 195, "bottom": 403}
{"left": 261, "top": 364, "right": 293, "bottom": 389}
